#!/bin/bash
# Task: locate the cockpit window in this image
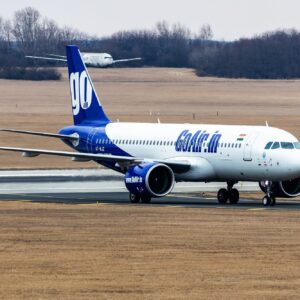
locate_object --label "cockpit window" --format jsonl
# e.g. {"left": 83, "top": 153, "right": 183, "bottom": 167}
{"left": 271, "top": 142, "right": 280, "bottom": 149}
{"left": 264, "top": 142, "right": 273, "bottom": 149}
{"left": 281, "top": 142, "right": 294, "bottom": 149}
{"left": 294, "top": 142, "right": 300, "bottom": 149}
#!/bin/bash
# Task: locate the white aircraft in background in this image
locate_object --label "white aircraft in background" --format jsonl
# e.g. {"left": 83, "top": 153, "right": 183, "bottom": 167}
{"left": 26, "top": 52, "right": 142, "bottom": 68}
{"left": 2, "top": 45, "right": 300, "bottom": 207}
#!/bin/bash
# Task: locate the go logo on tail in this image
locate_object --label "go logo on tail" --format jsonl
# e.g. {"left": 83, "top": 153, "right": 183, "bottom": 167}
{"left": 70, "top": 71, "right": 92, "bottom": 115}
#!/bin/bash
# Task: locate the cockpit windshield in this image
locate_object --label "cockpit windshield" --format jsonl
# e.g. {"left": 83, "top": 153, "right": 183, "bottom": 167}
{"left": 271, "top": 142, "right": 280, "bottom": 149}
{"left": 264, "top": 141, "right": 296, "bottom": 150}
{"left": 281, "top": 142, "right": 294, "bottom": 149}
{"left": 264, "top": 142, "right": 273, "bottom": 149}
{"left": 294, "top": 142, "right": 300, "bottom": 149}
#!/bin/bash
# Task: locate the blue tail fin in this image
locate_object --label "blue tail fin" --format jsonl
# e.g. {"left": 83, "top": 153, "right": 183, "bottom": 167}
{"left": 66, "top": 45, "right": 110, "bottom": 125}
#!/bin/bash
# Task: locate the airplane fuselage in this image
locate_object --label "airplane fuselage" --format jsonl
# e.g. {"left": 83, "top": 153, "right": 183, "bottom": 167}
{"left": 60, "top": 122, "right": 300, "bottom": 183}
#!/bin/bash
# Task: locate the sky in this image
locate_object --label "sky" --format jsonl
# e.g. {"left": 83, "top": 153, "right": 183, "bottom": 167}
{"left": 2, "top": 0, "right": 300, "bottom": 41}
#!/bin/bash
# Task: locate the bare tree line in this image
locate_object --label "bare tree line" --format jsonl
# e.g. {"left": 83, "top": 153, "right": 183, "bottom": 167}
{"left": 1, "top": 6, "right": 300, "bottom": 80}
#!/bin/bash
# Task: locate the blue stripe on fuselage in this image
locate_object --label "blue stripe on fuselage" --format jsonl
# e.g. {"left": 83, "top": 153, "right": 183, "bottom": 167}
{"left": 59, "top": 125, "right": 131, "bottom": 157}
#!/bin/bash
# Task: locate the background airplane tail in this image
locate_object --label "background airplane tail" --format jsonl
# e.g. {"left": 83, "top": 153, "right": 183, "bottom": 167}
{"left": 66, "top": 45, "right": 110, "bottom": 125}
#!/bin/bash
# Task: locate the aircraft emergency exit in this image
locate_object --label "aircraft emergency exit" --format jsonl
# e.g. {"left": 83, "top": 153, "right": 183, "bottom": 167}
{"left": 2, "top": 45, "right": 300, "bottom": 207}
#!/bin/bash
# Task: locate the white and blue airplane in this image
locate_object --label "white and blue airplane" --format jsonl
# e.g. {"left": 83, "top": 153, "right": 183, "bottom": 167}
{"left": 1, "top": 45, "right": 300, "bottom": 206}
{"left": 26, "top": 52, "right": 142, "bottom": 68}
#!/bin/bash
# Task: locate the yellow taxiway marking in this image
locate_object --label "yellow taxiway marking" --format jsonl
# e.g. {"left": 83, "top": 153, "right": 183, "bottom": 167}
{"left": 248, "top": 208, "right": 267, "bottom": 211}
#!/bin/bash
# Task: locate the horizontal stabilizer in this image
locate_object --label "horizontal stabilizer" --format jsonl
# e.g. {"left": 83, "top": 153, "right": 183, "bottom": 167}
{"left": 0, "top": 129, "right": 78, "bottom": 141}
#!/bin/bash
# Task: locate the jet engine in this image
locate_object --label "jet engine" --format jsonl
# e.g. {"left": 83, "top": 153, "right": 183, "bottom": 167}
{"left": 259, "top": 178, "right": 300, "bottom": 198}
{"left": 125, "top": 163, "right": 175, "bottom": 197}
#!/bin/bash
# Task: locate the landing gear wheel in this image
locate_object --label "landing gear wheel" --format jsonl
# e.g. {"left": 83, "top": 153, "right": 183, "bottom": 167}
{"left": 228, "top": 189, "right": 239, "bottom": 204}
{"left": 263, "top": 196, "right": 276, "bottom": 207}
{"left": 217, "top": 188, "right": 229, "bottom": 204}
{"left": 270, "top": 197, "right": 276, "bottom": 207}
{"left": 141, "top": 196, "right": 151, "bottom": 203}
{"left": 263, "top": 196, "right": 271, "bottom": 206}
{"left": 129, "top": 193, "right": 140, "bottom": 203}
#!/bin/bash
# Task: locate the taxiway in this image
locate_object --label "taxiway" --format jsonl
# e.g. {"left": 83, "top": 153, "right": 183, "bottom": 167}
{"left": 0, "top": 169, "right": 299, "bottom": 210}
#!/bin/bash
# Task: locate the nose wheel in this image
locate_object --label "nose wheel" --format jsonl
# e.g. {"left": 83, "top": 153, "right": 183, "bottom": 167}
{"left": 263, "top": 196, "right": 276, "bottom": 206}
{"left": 261, "top": 180, "right": 277, "bottom": 207}
{"left": 217, "top": 182, "right": 239, "bottom": 204}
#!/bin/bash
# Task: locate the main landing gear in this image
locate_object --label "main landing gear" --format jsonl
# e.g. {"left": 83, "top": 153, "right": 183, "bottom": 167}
{"left": 261, "top": 180, "right": 276, "bottom": 207}
{"left": 129, "top": 193, "right": 152, "bottom": 204}
{"left": 217, "top": 181, "right": 239, "bottom": 204}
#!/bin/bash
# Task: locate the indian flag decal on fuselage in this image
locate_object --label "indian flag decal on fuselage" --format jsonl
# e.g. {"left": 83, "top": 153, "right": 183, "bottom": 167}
{"left": 237, "top": 134, "right": 247, "bottom": 141}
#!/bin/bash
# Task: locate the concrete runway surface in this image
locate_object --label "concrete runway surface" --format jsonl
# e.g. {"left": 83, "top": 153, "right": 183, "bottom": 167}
{"left": 0, "top": 169, "right": 299, "bottom": 210}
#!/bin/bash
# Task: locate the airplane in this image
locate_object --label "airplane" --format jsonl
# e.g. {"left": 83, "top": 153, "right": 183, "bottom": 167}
{"left": 26, "top": 52, "right": 142, "bottom": 68}
{"left": 1, "top": 45, "right": 300, "bottom": 207}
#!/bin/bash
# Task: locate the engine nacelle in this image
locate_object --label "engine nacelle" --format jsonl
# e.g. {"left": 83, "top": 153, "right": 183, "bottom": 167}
{"left": 259, "top": 178, "right": 300, "bottom": 198}
{"left": 125, "top": 163, "right": 175, "bottom": 197}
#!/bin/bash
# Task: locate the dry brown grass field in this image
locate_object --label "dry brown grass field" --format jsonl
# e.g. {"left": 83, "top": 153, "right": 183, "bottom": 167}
{"left": 1, "top": 67, "right": 300, "bottom": 168}
{"left": 0, "top": 200, "right": 299, "bottom": 300}
{"left": 0, "top": 68, "right": 299, "bottom": 299}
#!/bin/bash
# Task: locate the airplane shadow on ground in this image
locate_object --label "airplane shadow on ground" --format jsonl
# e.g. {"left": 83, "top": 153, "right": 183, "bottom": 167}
{"left": 0, "top": 192, "right": 299, "bottom": 210}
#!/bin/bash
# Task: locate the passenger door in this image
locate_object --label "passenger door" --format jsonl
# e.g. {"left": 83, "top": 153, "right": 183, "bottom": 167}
{"left": 243, "top": 133, "right": 259, "bottom": 161}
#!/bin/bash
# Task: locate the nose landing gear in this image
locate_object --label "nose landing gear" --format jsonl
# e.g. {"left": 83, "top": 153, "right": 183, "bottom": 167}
{"left": 261, "top": 180, "right": 276, "bottom": 207}
{"left": 217, "top": 181, "right": 240, "bottom": 204}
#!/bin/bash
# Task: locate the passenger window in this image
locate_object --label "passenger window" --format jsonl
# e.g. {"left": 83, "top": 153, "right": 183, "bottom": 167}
{"left": 271, "top": 142, "right": 280, "bottom": 149}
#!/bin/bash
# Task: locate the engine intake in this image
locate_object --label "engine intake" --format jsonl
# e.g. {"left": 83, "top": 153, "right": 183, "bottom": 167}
{"left": 125, "top": 163, "right": 175, "bottom": 197}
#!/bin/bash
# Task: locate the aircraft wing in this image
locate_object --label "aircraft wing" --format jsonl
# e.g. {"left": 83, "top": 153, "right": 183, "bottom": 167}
{"left": 26, "top": 55, "right": 67, "bottom": 62}
{"left": 0, "top": 146, "right": 190, "bottom": 171}
{"left": 46, "top": 54, "right": 67, "bottom": 59}
{"left": 112, "top": 58, "right": 142, "bottom": 64}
